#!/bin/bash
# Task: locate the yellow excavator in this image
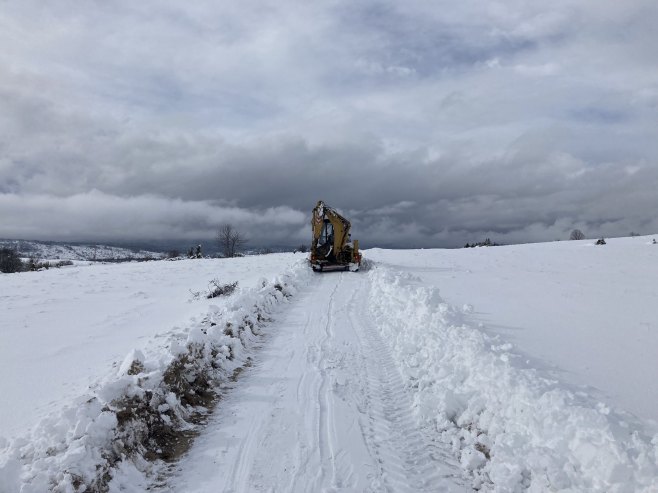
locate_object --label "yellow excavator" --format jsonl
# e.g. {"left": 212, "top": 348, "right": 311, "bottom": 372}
{"left": 310, "top": 200, "right": 361, "bottom": 272}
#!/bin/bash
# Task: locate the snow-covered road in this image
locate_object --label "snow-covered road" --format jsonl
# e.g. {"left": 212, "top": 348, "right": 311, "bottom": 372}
{"left": 165, "top": 271, "right": 465, "bottom": 492}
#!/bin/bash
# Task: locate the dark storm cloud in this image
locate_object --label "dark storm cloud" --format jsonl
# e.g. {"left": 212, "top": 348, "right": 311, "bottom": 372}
{"left": 1, "top": 0, "right": 658, "bottom": 247}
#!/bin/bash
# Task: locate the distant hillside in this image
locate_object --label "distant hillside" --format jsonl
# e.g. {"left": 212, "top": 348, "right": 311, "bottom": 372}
{"left": 0, "top": 239, "right": 164, "bottom": 261}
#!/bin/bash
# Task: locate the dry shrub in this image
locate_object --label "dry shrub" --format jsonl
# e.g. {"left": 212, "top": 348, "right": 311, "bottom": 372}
{"left": 207, "top": 280, "right": 238, "bottom": 299}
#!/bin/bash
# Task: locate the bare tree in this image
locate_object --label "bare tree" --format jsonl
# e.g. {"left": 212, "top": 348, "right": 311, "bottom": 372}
{"left": 217, "top": 224, "right": 248, "bottom": 258}
{"left": 569, "top": 229, "right": 585, "bottom": 240}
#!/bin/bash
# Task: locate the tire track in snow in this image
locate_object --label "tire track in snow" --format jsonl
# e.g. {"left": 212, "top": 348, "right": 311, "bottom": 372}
{"left": 162, "top": 270, "right": 466, "bottom": 493}
{"left": 314, "top": 273, "right": 341, "bottom": 491}
{"left": 344, "top": 276, "right": 465, "bottom": 492}
{"left": 288, "top": 272, "right": 340, "bottom": 493}
{"left": 227, "top": 383, "right": 266, "bottom": 492}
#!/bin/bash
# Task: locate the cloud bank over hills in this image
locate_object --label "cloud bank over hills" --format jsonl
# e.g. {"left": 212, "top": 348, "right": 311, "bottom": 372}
{"left": 1, "top": 0, "right": 657, "bottom": 247}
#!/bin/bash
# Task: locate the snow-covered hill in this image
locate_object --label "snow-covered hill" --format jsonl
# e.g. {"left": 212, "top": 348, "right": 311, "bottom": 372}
{"left": 0, "top": 239, "right": 163, "bottom": 261}
{"left": 1, "top": 238, "right": 657, "bottom": 492}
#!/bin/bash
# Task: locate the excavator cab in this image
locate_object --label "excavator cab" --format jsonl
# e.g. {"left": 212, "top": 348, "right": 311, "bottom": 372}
{"left": 310, "top": 201, "right": 361, "bottom": 272}
{"left": 316, "top": 220, "right": 334, "bottom": 260}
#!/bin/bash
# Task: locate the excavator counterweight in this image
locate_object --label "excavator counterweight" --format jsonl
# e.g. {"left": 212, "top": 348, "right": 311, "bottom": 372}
{"left": 310, "top": 201, "right": 361, "bottom": 272}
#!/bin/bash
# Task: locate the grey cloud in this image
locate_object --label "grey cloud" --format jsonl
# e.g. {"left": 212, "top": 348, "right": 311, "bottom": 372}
{"left": 0, "top": 191, "right": 307, "bottom": 244}
{"left": 1, "top": 0, "right": 658, "bottom": 248}
{"left": 334, "top": 1, "right": 540, "bottom": 79}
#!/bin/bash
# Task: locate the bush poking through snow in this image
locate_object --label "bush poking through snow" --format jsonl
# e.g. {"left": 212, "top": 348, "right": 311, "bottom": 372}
{"left": 108, "top": 343, "right": 218, "bottom": 469}
{"left": 122, "top": 359, "right": 145, "bottom": 377}
{"left": 26, "top": 258, "right": 74, "bottom": 271}
{"left": 207, "top": 280, "right": 238, "bottom": 299}
{"left": 596, "top": 238, "right": 607, "bottom": 245}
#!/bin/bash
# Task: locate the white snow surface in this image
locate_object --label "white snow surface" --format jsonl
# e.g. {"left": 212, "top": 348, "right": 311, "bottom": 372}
{"left": 164, "top": 271, "right": 466, "bottom": 493}
{"left": 366, "top": 261, "right": 658, "bottom": 491}
{"left": 367, "top": 236, "right": 658, "bottom": 426}
{"left": 1, "top": 238, "right": 658, "bottom": 492}
{"left": 0, "top": 255, "right": 301, "bottom": 438}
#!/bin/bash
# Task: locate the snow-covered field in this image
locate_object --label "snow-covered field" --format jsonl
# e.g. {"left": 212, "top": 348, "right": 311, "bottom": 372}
{"left": 1, "top": 238, "right": 657, "bottom": 491}
{"left": 0, "top": 255, "right": 302, "bottom": 439}
{"left": 367, "top": 236, "right": 658, "bottom": 425}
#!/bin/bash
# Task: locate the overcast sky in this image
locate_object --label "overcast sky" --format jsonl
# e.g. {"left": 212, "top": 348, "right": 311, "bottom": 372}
{"left": 1, "top": 0, "right": 657, "bottom": 248}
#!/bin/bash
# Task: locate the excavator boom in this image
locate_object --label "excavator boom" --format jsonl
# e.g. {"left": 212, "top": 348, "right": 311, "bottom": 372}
{"left": 310, "top": 201, "right": 361, "bottom": 272}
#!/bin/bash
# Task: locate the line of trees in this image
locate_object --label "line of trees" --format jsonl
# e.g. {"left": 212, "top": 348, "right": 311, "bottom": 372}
{"left": 464, "top": 238, "right": 500, "bottom": 248}
{"left": 0, "top": 248, "right": 73, "bottom": 273}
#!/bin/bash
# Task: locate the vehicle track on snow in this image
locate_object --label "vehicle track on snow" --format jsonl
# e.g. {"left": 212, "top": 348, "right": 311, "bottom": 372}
{"left": 343, "top": 275, "right": 465, "bottom": 492}
{"left": 315, "top": 275, "right": 339, "bottom": 489}
{"left": 162, "top": 271, "right": 465, "bottom": 492}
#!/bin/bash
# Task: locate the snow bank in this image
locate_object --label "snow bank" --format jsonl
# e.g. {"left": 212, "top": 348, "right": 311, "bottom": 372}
{"left": 0, "top": 260, "right": 311, "bottom": 492}
{"left": 366, "top": 238, "right": 658, "bottom": 425}
{"left": 368, "top": 265, "right": 658, "bottom": 492}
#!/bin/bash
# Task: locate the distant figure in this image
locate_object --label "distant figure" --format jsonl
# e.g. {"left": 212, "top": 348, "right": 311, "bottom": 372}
{"left": 653, "top": 239, "right": 657, "bottom": 245}
{"left": 196, "top": 244, "right": 202, "bottom": 258}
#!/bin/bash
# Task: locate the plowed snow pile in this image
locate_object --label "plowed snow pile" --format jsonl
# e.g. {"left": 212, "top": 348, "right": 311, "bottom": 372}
{"left": 367, "top": 235, "right": 658, "bottom": 491}
{"left": 368, "top": 265, "right": 658, "bottom": 491}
